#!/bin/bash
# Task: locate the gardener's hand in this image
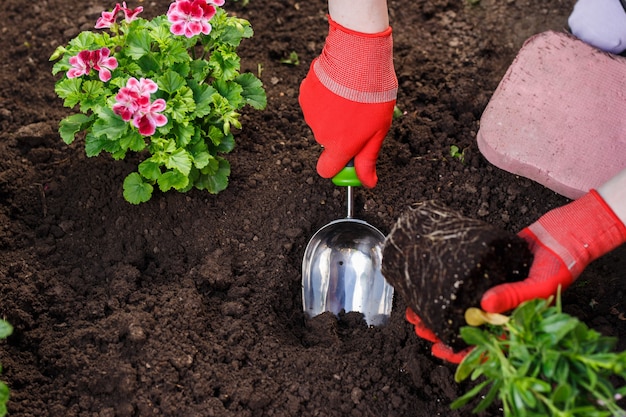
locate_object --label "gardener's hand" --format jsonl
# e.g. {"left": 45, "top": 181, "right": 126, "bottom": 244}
{"left": 298, "top": 16, "right": 397, "bottom": 188}
{"left": 482, "top": 190, "right": 626, "bottom": 314}
{"left": 568, "top": 0, "right": 626, "bottom": 54}
{"left": 405, "top": 308, "right": 473, "bottom": 364}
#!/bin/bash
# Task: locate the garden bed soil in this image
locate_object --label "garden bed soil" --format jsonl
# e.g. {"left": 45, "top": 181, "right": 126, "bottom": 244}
{"left": 1, "top": 0, "right": 625, "bottom": 416}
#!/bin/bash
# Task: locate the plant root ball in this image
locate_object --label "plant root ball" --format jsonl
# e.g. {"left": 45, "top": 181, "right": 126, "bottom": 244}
{"left": 382, "top": 200, "right": 533, "bottom": 349}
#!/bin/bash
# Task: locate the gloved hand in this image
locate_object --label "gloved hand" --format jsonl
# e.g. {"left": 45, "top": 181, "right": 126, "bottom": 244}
{"left": 405, "top": 308, "right": 473, "bottom": 364}
{"left": 482, "top": 189, "right": 626, "bottom": 314}
{"left": 298, "top": 16, "right": 398, "bottom": 188}
{"left": 568, "top": 0, "right": 626, "bottom": 54}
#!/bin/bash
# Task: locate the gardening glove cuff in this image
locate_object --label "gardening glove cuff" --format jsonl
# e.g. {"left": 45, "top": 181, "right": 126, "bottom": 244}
{"left": 568, "top": 0, "right": 626, "bottom": 54}
{"left": 299, "top": 16, "right": 398, "bottom": 188}
{"left": 406, "top": 308, "right": 470, "bottom": 364}
{"left": 481, "top": 189, "right": 626, "bottom": 313}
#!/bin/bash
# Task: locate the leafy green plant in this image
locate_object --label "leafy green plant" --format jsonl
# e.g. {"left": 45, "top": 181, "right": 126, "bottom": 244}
{"left": 50, "top": 0, "right": 266, "bottom": 204}
{"left": 452, "top": 294, "right": 626, "bottom": 417}
{"left": 0, "top": 319, "right": 13, "bottom": 417}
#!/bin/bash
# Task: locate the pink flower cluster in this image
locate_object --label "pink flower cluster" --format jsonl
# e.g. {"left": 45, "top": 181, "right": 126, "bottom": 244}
{"left": 113, "top": 78, "right": 168, "bottom": 136}
{"left": 95, "top": 1, "right": 144, "bottom": 29}
{"left": 67, "top": 48, "right": 118, "bottom": 82}
{"left": 167, "top": 0, "right": 225, "bottom": 38}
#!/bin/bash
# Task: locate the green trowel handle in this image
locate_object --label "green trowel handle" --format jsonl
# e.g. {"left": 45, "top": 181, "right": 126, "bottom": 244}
{"left": 331, "top": 161, "right": 362, "bottom": 187}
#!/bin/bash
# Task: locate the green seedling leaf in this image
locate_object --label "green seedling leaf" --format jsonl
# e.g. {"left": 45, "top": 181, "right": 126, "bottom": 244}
{"left": 280, "top": 51, "right": 300, "bottom": 66}
{"left": 0, "top": 320, "right": 12, "bottom": 416}
{"left": 0, "top": 320, "right": 12, "bottom": 339}
{"left": 450, "top": 145, "right": 465, "bottom": 163}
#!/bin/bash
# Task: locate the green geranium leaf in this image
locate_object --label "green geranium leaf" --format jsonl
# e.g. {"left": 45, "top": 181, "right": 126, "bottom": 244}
{"left": 126, "top": 28, "right": 152, "bottom": 59}
{"left": 123, "top": 172, "right": 153, "bottom": 204}
{"left": 119, "top": 130, "right": 147, "bottom": 152}
{"left": 55, "top": 78, "right": 83, "bottom": 108}
{"left": 79, "top": 80, "right": 109, "bottom": 111}
{"left": 157, "top": 70, "right": 186, "bottom": 94}
{"left": 236, "top": 73, "right": 267, "bottom": 110}
{"left": 137, "top": 53, "right": 160, "bottom": 74}
{"left": 214, "top": 79, "right": 244, "bottom": 108}
{"left": 218, "top": 132, "right": 235, "bottom": 153}
{"left": 172, "top": 122, "right": 195, "bottom": 147}
{"left": 189, "top": 59, "right": 211, "bottom": 83}
{"left": 188, "top": 81, "right": 216, "bottom": 118}
{"left": 165, "top": 148, "right": 193, "bottom": 176}
{"left": 138, "top": 158, "right": 162, "bottom": 181}
{"left": 213, "top": 14, "right": 253, "bottom": 46}
{"left": 195, "top": 158, "right": 230, "bottom": 193}
{"left": 59, "top": 113, "right": 93, "bottom": 144}
{"left": 68, "top": 31, "right": 99, "bottom": 51}
{"left": 158, "top": 169, "right": 189, "bottom": 191}
{"left": 167, "top": 87, "right": 196, "bottom": 123}
{"left": 209, "top": 48, "right": 240, "bottom": 80}
{"left": 85, "top": 132, "right": 109, "bottom": 157}
{"left": 92, "top": 107, "right": 128, "bottom": 140}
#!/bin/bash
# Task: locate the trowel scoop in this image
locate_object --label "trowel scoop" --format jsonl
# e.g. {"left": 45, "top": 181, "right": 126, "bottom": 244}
{"left": 302, "top": 165, "right": 394, "bottom": 326}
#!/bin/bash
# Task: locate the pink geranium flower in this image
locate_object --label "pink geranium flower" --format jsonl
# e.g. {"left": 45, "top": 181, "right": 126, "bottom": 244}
{"left": 67, "top": 50, "right": 94, "bottom": 78}
{"left": 95, "top": 4, "right": 121, "bottom": 28}
{"left": 90, "top": 48, "right": 118, "bottom": 81}
{"left": 113, "top": 88, "right": 142, "bottom": 121}
{"left": 126, "top": 77, "right": 159, "bottom": 97}
{"left": 133, "top": 99, "right": 168, "bottom": 136}
{"left": 95, "top": 2, "right": 143, "bottom": 28}
{"left": 121, "top": 1, "right": 144, "bottom": 22}
{"left": 167, "top": 0, "right": 217, "bottom": 38}
{"left": 113, "top": 77, "right": 168, "bottom": 136}
{"left": 66, "top": 48, "right": 118, "bottom": 82}
{"left": 112, "top": 77, "right": 156, "bottom": 120}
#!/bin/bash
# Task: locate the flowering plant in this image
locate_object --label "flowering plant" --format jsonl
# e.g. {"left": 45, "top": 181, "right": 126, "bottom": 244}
{"left": 50, "top": 0, "right": 266, "bottom": 204}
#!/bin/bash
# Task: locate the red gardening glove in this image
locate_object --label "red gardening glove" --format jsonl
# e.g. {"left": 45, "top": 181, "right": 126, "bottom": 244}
{"left": 298, "top": 16, "right": 398, "bottom": 188}
{"left": 482, "top": 189, "right": 626, "bottom": 314}
{"left": 405, "top": 308, "right": 473, "bottom": 364}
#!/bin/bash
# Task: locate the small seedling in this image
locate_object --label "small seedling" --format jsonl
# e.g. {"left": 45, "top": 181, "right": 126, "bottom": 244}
{"left": 393, "top": 105, "right": 404, "bottom": 119}
{"left": 0, "top": 319, "right": 13, "bottom": 417}
{"left": 450, "top": 145, "right": 466, "bottom": 163}
{"left": 452, "top": 293, "right": 626, "bottom": 416}
{"left": 280, "top": 51, "right": 300, "bottom": 66}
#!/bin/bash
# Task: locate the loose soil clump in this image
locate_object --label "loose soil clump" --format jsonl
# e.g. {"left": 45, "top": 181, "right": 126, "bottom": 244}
{"left": 382, "top": 200, "right": 533, "bottom": 349}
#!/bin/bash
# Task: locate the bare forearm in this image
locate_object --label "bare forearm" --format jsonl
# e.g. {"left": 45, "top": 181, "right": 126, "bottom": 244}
{"left": 328, "top": 0, "right": 389, "bottom": 33}
{"left": 598, "top": 167, "right": 626, "bottom": 225}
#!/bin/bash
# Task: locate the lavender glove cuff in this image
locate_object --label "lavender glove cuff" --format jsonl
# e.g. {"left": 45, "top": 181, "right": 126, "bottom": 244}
{"left": 568, "top": 0, "right": 626, "bottom": 54}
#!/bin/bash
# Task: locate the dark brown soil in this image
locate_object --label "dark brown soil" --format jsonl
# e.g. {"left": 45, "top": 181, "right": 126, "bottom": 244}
{"left": 1, "top": 0, "right": 625, "bottom": 416}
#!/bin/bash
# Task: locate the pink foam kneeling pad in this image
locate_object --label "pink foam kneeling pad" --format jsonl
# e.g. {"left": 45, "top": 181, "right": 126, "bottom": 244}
{"left": 477, "top": 31, "right": 626, "bottom": 199}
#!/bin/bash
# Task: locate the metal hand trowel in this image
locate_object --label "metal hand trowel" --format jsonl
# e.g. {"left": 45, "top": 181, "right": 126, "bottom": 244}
{"left": 302, "top": 164, "right": 394, "bottom": 326}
